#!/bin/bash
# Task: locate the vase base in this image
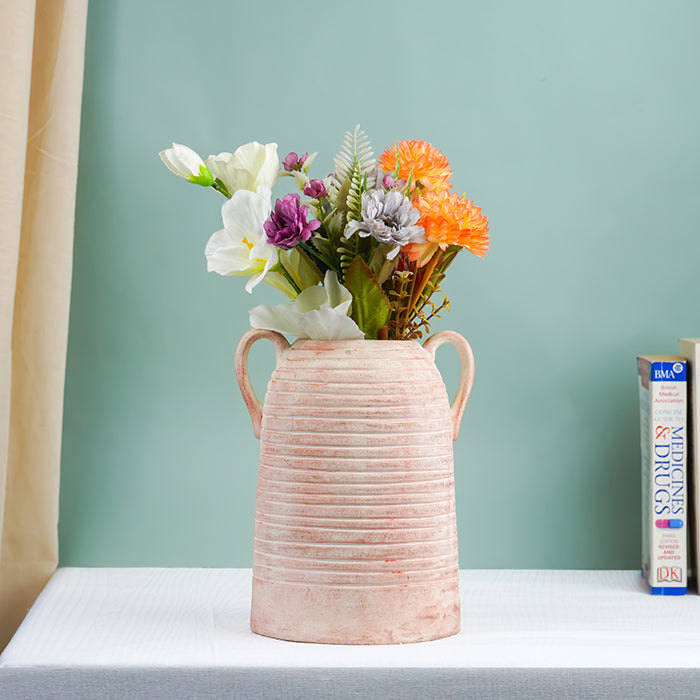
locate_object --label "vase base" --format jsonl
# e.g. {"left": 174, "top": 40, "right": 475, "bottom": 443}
{"left": 250, "top": 576, "right": 460, "bottom": 645}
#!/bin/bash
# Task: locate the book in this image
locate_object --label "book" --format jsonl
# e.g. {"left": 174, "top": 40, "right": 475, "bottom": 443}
{"left": 678, "top": 338, "right": 700, "bottom": 584}
{"left": 637, "top": 355, "right": 687, "bottom": 595}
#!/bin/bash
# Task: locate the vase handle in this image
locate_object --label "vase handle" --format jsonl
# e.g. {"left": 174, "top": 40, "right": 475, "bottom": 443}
{"left": 423, "top": 331, "right": 475, "bottom": 442}
{"left": 235, "top": 329, "right": 290, "bottom": 439}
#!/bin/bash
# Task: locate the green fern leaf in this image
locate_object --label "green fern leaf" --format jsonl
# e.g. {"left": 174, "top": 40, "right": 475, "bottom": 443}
{"left": 346, "top": 162, "right": 364, "bottom": 223}
{"left": 334, "top": 124, "right": 375, "bottom": 180}
{"left": 338, "top": 233, "right": 360, "bottom": 280}
{"left": 330, "top": 125, "right": 376, "bottom": 205}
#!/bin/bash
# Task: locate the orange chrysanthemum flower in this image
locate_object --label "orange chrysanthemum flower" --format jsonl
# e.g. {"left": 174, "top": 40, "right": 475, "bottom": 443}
{"left": 413, "top": 190, "right": 489, "bottom": 258}
{"left": 378, "top": 140, "right": 452, "bottom": 194}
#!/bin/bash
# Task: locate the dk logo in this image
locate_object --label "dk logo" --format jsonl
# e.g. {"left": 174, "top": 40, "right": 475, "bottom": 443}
{"left": 657, "top": 566, "right": 682, "bottom": 583}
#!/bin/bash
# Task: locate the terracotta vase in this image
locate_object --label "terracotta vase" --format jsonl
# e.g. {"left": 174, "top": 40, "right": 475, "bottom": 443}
{"left": 235, "top": 330, "right": 474, "bottom": 645}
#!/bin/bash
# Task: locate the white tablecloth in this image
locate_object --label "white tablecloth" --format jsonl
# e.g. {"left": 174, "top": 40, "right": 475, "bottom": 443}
{"left": 1, "top": 568, "right": 699, "bottom": 698}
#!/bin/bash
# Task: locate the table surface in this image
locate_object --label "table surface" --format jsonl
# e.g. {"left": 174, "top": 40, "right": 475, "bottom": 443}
{"left": 2, "top": 567, "right": 700, "bottom": 669}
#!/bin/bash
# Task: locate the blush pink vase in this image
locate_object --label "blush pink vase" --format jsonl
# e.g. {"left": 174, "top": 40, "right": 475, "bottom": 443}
{"left": 235, "top": 330, "right": 474, "bottom": 645}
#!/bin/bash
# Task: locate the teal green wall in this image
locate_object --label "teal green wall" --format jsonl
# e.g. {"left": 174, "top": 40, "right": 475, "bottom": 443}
{"left": 60, "top": 0, "right": 700, "bottom": 569}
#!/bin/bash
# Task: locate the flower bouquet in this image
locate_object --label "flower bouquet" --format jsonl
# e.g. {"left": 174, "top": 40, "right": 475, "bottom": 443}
{"left": 160, "top": 125, "right": 489, "bottom": 340}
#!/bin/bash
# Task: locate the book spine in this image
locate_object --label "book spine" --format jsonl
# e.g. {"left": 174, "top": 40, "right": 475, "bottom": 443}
{"left": 638, "top": 357, "right": 687, "bottom": 595}
{"left": 678, "top": 339, "right": 700, "bottom": 583}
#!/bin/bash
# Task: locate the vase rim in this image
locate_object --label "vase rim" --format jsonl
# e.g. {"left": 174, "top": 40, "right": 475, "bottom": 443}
{"left": 291, "top": 338, "right": 422, "bottom": 346}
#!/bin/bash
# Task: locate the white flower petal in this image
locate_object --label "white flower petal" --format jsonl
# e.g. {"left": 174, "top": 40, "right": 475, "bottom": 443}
{"left": 205, "top": 229, "right": 254, "bottom": 276}
{"left": 207, "top": 142, "right": 279, "bottom": 194}
{"left": 205, "top": 152, "right": 236, "bottom": 187}
{"left": 230, "top": 142, "right": 265, "bottom": 175}
{"left": 221, "top": 185, "right": 271, "bottom": 235}
{"left": 249, "top": 305, "right": 306, "bottom": 337}
{"left": 297, "top": 308, "right": 364, "bottom": 340}
{"left": 160, "top": 143, "right": 207, "bottom": 181}
{"left": 295, "top": 285, "right": 329, "bottom": 313}
{"left": 205, "top": 187, "right": 277, "bottom": 289}
{"left": 254, "top": 143, "right": 280, "bottom": 189}
{"left": 160, "top": 150, "right": 187, "bottom": 178}
{"left": 244, "top": 255, "right": 276, "bottom": 293}
{"left": 249, "top": 305, "right": 363, "bottom": 340}
{"left": 248, "top": 271, "right": 363, "bottom": 339}
{"left": 344, "top": 220, "right": 364, "bottom": 238}
{"left": 322, "top": 270, "right": 352, "bottom": 309}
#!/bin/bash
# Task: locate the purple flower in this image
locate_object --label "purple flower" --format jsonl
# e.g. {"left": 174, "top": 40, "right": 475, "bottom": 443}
{"left": 283, "top": 151, "right": 308, "bottom": 172}
{"left": 303, "top": 179, "right": 328, "bottom": 199}
{"left": 264, "top": 193, "right": 321, "bottom": 249}
{"left": 382, "top": 173, "right": 406, "bottom": 190}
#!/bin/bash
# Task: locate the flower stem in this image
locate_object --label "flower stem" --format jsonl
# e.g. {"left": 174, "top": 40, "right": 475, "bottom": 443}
{"left": 400, "top": 252, "right": 440, "bottom": 335}
{"left": 410, "top": 253, "right": 441, "bottom": 310}
{"left": 299, "top": 241, "right": 336, "bottom": 272}
{"left": 276, "top": 256, "right": 301, "bottom": 296}
{"left": 410, "top": 247, "right": 461, "bottom": 323}
{"left": 211, "top": 178, "right": 231, "bottom": 198}
{"left": 398, "top": 263, "right": 418, "bottom": 338}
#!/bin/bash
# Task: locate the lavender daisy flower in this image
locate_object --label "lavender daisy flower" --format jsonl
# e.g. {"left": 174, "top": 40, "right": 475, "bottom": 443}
{"left": 345, "top": 190, "right": 426, "bottom": 259}
{"left": 303, "top": 179, "right": 328, "bottom": 199}
{"left": 264, "top": 193, "right": 321, "bottom": 249}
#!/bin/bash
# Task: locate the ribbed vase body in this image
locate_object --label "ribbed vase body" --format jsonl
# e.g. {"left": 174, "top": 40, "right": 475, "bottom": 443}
{"left": 250, "top": 339, "right": 460, "bottom": 644}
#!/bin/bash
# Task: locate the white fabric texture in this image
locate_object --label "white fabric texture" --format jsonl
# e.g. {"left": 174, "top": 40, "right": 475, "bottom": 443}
{"left": 1, "top": 568, "right": 700, "bottom": 699}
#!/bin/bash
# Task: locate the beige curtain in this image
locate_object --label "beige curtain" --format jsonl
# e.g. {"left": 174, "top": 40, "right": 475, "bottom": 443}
{"left": 0, "top": 0, "right": 88, "bottom": 650}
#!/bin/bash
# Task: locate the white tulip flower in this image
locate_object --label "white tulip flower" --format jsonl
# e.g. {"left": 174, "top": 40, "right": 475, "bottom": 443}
{"left": 206, "top": 142, "right": 279, "bottom": 195}
{"left": 205, "top": 185, "right": 277, "bottom": 292}
{"left": 249, "top": 271, "right": 364, "bottom": 340}
{"left": 159, "top": 143, "right": 214, "bottom": 186}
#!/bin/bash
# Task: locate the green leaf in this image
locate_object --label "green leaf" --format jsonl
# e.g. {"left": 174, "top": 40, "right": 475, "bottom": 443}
{"left": 334, "top": 177, "right": 351, "bottom": 215}
{"left": 329, "top": 125, "right": 377, "bottom": 208}
{"left": 346, "top": 162, "right": 364, "bottom": 223}
{"left": 344, "top": 257, "right": 391, "bottom": 340}
{"left": 186, "top": 163, "right": 215, "bottom": 187}
{"left": 323, "top": 210, "right": 345, "bottom": 239}
{"left": 333, "top": 125, "right": 376, "bottom": 183}
{"left": 337, "top": 233, "right": 359, "bottom": 280}
{"left": 392, "top": 145, "right": 401, "bottom": 179}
